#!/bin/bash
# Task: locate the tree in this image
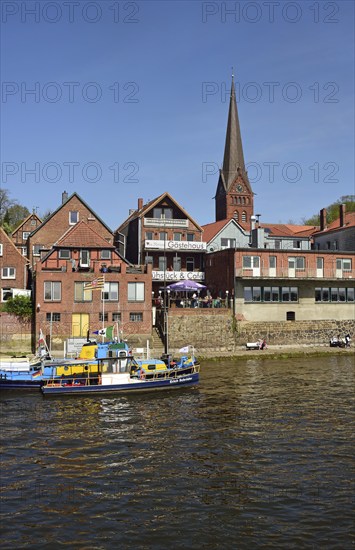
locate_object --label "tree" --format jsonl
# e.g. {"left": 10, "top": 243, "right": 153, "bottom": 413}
{"left": 5, "top": 204, "right": 30, "bottom": 231}
{"left": 0, "top": 188, "right": 16, "bottom": 224}
{"left": 3, "top": 295, "right": 33, "bottom": 322}
{"left": 302, "top": 196, "right": 355, "bottom": 225}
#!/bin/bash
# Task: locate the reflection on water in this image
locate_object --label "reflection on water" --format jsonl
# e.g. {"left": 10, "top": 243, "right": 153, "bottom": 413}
{"left": 0, "top": 355, "right": 353, "bottom": 548}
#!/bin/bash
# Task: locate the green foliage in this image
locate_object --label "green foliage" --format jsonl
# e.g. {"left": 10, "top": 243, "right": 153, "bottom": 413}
{"left": 302, "top": 196, "right": 355, "bottom": 226}
{"left": 3, "top": 295, "right": 33, "bottom": 322}
{"left": 0, "top": 189, "right": 30, "bottom": 233}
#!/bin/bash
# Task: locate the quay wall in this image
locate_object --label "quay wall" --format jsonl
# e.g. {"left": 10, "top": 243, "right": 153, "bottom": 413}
{"left": 1, "top": 309, "right": 354, "bottom": 357}
{"left": 167, "top": 310, "right": 355, "bottom": 354}
{"left": 0, "top": 313, "right": 32, "bottom": 354}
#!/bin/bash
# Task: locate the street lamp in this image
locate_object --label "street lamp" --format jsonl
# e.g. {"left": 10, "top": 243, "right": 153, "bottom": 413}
{"left": 226, "top": 290, "right": 229, "bottom": 308}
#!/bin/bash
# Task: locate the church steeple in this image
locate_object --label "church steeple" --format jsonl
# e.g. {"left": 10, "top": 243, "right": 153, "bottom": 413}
{"left": 221, "top": 74, "right": 246, "bottom": 187}
{"left": 215, "top": 73, "right": 254, "bottom": 224}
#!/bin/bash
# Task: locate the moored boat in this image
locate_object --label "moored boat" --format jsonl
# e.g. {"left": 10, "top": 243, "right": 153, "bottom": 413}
{"left": 0, "top": 340, "right": 128, "bottom": 391}
{"left": 41, "top": 348, "right": 200, "bottom": 396}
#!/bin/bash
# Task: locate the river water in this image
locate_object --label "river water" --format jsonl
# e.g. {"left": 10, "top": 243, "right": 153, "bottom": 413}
{"left": 0, "top": 355, "right": 353, "bottom": 549}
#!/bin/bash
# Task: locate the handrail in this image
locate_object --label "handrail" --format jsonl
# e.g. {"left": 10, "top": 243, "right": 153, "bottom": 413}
{"left": 43, "top": 364, "right": 200, "bottom": 386}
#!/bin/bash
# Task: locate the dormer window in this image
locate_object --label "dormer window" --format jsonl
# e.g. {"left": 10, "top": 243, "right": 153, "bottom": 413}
{"left": 69, "top": 211, "right": 79, "bottom": 225}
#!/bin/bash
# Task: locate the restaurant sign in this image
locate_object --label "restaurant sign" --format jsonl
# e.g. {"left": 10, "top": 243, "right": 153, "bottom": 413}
{"left": 145, "top": 240, "right": 207, "bottom": 251}
{"left": 152, "top": 271, "right": 205, "bottom": 281}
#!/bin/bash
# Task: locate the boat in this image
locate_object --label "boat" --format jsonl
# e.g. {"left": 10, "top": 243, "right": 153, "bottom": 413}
{"left": 41, "top": 345, "right": 200, "bottom": 396}
{"left": 0, "top": 340, "right": 122, "bottom": 391}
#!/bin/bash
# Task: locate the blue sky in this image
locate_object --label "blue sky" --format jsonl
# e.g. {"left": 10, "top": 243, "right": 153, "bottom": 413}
{"left": 1, "top": 0, "right": 354, "bottom": 230}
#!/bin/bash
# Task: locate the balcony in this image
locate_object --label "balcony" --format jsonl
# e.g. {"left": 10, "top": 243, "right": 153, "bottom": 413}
{"left": 144, "top": 218, "right": 188, "bottom": 228}
{"left": 235, "top": 267, "right": 355, "bottom": 280}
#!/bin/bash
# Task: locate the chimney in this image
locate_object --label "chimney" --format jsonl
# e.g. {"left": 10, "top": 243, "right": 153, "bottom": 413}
{"left": 320, "top": 208, "right": 327, "bottom": 231}
{"left": 138, "top": 198, "right": 143, "bottom": 210}
{"left": 62, "top": 190, "right": 68, "bottom": 204}
{"left": 339, "top": 203, "right": 346, "bottom": 227}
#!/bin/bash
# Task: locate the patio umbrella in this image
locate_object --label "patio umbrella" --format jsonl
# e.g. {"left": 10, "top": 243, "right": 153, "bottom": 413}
{"left": 166, "top": 280, "right": 206, "bottom": 291}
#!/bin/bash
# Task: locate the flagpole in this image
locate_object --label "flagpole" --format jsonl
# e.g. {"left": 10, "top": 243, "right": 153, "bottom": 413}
{"left": 102, "top": 275, "right": 105, "bottom": 343}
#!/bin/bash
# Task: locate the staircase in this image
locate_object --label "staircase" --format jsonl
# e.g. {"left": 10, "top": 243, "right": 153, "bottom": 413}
{"left": 151, "top": 327, "right": 165, "bottom": 357}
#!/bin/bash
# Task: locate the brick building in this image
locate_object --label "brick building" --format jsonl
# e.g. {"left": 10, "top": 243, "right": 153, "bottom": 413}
{"left": 27, "top": 191, "right": 114, "bottom": 268}
{"left": 0, "top": 227, "right": 29, "bottom": 302}
{"left": 35, "top": 220, "right": 152, "bottom": 348}
{"left": 115, "top": 193, "right": 206, "bottom": 298}
{"left": 12, "top": 212, "right": 42, "bottom": 257}
{"left": 204, "top": 76, "right": 354, "bottom": 322}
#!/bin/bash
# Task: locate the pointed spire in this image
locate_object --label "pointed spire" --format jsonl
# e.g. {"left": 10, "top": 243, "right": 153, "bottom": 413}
{"left": 221, "top": 72, "right": 246, "bottom": 188}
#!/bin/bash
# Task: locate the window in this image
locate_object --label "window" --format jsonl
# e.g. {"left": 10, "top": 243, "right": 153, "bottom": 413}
{"left": 242, "top": 211, "right": 247, "bottom": 222}
{"left": 242, "top": 256, "right": 259, "bottom": 269}
{"left": 128, "top": 282, "right": 144, "bottom": 301}
{"left": 295, "top": 257, "right": 305, "bottom": 270}
{"left": 275, "top": 240, "right": 281, "bottom": 249}
{"left": 317, "top": 257, "right": 323, "bottom": 269}
{"left": 100, "top": 250, "right": 111, "bottom": 260}
{"left": 337, "top": 258, "right": 352, "bottom": 271}
{"left": 102, "top": 282, "right": 119, "bottom": 301}
{"left": 293, "top": 240, "right": 301, "bottom": 249}
{"left": 153, "top": 207, "right": 173, "bottom": 219}
{"left": 252, "top": 287, "right": 261, "bottom": 302}
{"left": 44, "top": 281, "right": 61, "bottom": 301}
{"left": 281, "top": 287, "right": 298, "bottom": 302}
{"left": 316, "top": 287, "right": 354, "bottom": 302}
{"left": 33, "top": 244, "right": 43, "bottom": 256}
{"left": 186, "top": 257, "right": 194, "bottom": 271}
{"left": 112, "top": 312, "right": 121, "bottom": 322}
{"left": 30, "top": 219, "right": 36, "bottom": 226}
{"left": 99, "top": 313, "right": 108, "bottom": 322}
{"left": 69, "top": 211, "right": 79, "bottom": 225}
{"left": 271, "top": 287, "right": 279, "bottom": 302}
{"left": 173, "top": 256, "right": 181, "bottom": 271}
{"left": 160, "top": 231, "right": 168, "bottom": 241}
{"left": 1, "top": 288, "right": 12, "bottom": 302}
{"left": 23, "top": 231, "right": 31, "bottom": 240}
{"left": 2, "top": 267, "right": 16, "bottom": 279}
{"left": 0, "top": 244, "right": 2, "bottom": 256}
{"left": 173, "top": 233, "right": 181, "bottom": 241}
{"left": 46, "top": 313, "right": 61, "bottom": 322}
{"left": 244, "top": 287, "right": 252, "bottom": 302}
{"left": 159, "top": 256, "right": 167, "bottom": 271}
{"left": 74, "top": 282, "right": 92, "bottom": 302}
{"left": 146, "top": 231, "right": 153, "bottom": 240}
{"left": 59, "top": 249, "right": 71, "bottom": 259}
{"left": 186, "top": 233, "right": 194, "bottom": 242}
{"left": 221, "top": 238, "right": 236, "bottom": 249}
{"left": 129, "top": 312, "right": 143, "bottom": 322}
{"left": 269, "top": 256, "right": 276, "bottom": 268}
{"left": 145, "top": 255, "right": 153, "bottom": 265}
{"left": 330, "top": 288, "right": 338, "bottom": 302}
{"left": 79, "top": 250, "right": 90, "bottom": 267}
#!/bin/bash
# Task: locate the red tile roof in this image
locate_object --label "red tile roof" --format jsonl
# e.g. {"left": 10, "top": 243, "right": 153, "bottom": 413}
{"left": 313, "top": 212, "right": 355, "bottom": 235}
{"left": 55, "top": 221, "right": 114, "bottom": 249}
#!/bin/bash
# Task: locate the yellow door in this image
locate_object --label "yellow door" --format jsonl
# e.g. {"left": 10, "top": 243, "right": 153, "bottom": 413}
{"left": 72, "top": 313, "right": 90, "bottom": 337}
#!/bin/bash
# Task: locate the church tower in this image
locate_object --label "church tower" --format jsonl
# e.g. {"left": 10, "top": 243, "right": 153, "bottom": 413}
{"left": 215, "top": 75, "right": 254, "bottom": 224}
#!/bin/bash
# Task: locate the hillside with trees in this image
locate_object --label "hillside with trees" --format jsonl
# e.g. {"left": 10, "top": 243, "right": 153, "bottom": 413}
{"left": 302, "top": 196, "right": 355, "bottom": 226}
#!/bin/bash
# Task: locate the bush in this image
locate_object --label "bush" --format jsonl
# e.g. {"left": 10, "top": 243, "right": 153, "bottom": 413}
{"left": 3, "top": 295, "right": 32, "bottom": 322}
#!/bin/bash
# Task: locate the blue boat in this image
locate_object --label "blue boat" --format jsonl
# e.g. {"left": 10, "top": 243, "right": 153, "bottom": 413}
{"left": 41, "top": 347, "right": 200, "bottom": 396}
{"left": 0, "top": 341, "right": 127, "bottom": 391}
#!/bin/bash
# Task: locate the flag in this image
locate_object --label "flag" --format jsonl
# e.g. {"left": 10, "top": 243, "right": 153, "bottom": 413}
{"left": 179, "top": 345, "right": 190, "bottom": 353}
{"left": 38, "top": 329, "right": 46, "bottom": 346}
{"left": 93, "top": 325, "right": 114, "bottom": 340}
{"left": 84, "top": 276, "right": 104, "bottom": 291}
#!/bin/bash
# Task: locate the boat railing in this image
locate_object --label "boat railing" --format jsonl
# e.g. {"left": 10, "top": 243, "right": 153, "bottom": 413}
{"left": 137, "top": 363, "right": 200, "bottom": 381}
{"left": 43, "top": 363, "right": 200, "bottom": 386}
